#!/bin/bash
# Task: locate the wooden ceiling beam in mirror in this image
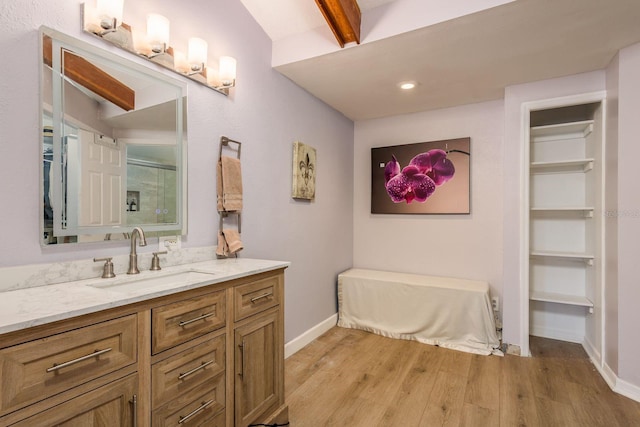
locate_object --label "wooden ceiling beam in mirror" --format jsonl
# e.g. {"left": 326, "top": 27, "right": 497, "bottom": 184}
{"left": 43, "top": 35, "right": 135, "bottom": 111}
{"left": 315, "top": 0, "right": 361, "bottom": 48}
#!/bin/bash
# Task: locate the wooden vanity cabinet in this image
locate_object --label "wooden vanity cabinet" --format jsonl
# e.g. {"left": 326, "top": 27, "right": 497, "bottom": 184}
{"left": 232, "top": 273, "right": 285, "bottom": 426}
{"left": 0, "top": 268, "right": 287, "bottom": 427}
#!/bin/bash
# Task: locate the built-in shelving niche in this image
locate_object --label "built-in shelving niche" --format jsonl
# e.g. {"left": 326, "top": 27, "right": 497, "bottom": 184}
{"left": 528, "top": 101, "right": 603, "bottom": 345}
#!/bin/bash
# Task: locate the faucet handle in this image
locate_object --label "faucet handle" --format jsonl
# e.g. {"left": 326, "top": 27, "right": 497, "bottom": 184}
{"left": 150, "top": 251, "right": 168, "bottom": 271}
{"left": 94, "top": 257, "right": 116, "bottom": 278}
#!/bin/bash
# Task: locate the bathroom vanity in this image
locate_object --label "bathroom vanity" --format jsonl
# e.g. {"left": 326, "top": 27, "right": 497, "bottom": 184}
{"left": 0, "top": 258, "right": 289, "bottom": 427}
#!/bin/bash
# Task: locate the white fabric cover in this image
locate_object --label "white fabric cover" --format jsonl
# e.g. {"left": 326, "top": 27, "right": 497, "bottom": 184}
{"left": 337, "top": 269, "right": 502, "bottom": 356}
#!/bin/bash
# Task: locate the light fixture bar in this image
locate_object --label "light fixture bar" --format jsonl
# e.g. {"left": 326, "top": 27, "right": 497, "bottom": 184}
{"left": 81, "top": 3, "right": 236, "bottom": 96}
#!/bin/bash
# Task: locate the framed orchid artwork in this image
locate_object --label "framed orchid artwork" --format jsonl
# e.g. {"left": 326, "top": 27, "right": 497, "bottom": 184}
{"left": 371, "top": 137, "right": 470, "bottom": 214}
{"left": 292, "top": 141, "right": 317, "bottom": 200}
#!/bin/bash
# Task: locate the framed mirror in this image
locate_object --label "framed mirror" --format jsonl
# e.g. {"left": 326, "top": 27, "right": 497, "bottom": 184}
{"left": 40, "top": 26, "right": 187, "bottom": 245}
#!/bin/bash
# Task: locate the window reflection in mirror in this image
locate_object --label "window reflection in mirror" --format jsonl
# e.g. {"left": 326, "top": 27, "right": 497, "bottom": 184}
{"left": 40, "top": 27, "right": 186, "bottom": 245}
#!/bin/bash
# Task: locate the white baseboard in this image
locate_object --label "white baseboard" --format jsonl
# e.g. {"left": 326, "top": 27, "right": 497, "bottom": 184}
{"left": 584, "top": 350, "right": 640, "bottom": 404}
{"left": 284, "top": 313, "right": 338, "bottom": 359}
{"left": 530, "top": 325, "right": 583, "bottom": 344}
{"left": 616, "top": 376, "right": 640, "bottom": 403}
{"left": 582, "top": 337, "right": 601, "bottom": 366}
{"left": 601, "top": 361, "right": 619, "bottom": 392}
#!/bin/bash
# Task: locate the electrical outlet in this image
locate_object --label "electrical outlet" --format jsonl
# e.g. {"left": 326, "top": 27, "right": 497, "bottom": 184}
{"left": 491, "top": 296, "right": 500, "bottom": 312}
{"left": 159, "top": 235, "right": 181, "bottom": 251}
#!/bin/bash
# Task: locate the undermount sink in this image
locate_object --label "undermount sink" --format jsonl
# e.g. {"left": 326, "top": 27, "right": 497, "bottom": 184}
{"left": 87, "top": 270, "right": 216, "bottom": 293}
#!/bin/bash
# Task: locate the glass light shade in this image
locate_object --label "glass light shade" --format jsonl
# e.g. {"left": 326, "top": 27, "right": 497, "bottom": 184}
{"left": 206, "top": 67, "right": 220, "bottom": 87}
{"left": 188, "top": 37, "right": 208, "bottom": 71}
{"left": 147, "top": 14, "right": 170, "bottom": 53}
{"left": 96, "top": 0, "right": 124, "bottom": 29}
{"left": 219, "top": 56, "right": 237, "bottom": 86}
{"left": 174, "top": 51, "right": 190, "bottom": 74}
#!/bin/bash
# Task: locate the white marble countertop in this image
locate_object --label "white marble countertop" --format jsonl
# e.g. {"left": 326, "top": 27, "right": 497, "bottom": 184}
{"left": 0, "top": 258, "right": 289, "bottom": 335}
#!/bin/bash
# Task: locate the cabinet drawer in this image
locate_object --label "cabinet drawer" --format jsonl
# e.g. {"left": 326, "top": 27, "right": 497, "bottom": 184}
{"left": 152, "top": 333, "right": 225, "bottom": 409}
{"left": 0, "top": 315, "right": 137, "bottom": 417}
{"left": 8, "top": 373, "right": 138, "bottom": 427}
{"left": 152, "top": 374, "right": 225, "bottom": 427}
{"left": 152, "top": 290, "right": 226, "bottom": 354}
{"left": 234, "top": 275, "right": 281, "bottom": 321}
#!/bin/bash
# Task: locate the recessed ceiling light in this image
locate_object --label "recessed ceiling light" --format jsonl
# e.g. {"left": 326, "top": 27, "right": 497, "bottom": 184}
{"left": 399, "top": 81, "right": 416, "bottom": 90}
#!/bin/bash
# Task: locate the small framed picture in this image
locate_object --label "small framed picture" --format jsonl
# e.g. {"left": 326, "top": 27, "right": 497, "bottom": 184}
{"left": 292, "top": 141, "right": 317, "bottom": 200}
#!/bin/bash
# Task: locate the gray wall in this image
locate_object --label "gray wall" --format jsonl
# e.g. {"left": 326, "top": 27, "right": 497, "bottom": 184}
{"left": 0, "top": 0, "right": 354, "bottom": 342}
{"left": 353, "top": 101, "right": 505, "bottom": 300}
{"left": 604, "top": 53, "right": 620, "bottom": 375}
{"left": 615, "top": 42, "right": 640, "bottom": 387}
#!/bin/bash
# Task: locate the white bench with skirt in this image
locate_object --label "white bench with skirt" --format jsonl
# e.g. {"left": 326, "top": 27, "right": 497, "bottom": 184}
{"left": 337, "top": 268, "right": 502, "bottom": 355}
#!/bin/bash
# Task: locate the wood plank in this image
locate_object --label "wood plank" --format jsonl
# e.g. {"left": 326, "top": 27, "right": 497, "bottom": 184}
{"left": 286, "top": 331, "right": 381, "bottom": 425}
{"left": 314, "top": 0, "right": 361, "bottom": 47}
{"left": 379, "top": 344, "right": 444, "bottom": 425}
{"left": 322, "top": 339, "right": 420, "bottom": 425}
{"left": 528, "top": 357, "right": 574, "bottom": 404}
{"left": 464, "top": 354, "right": 500, "bottom": 411}
{"left": 534, "top": 396, "right": 580, "bottom": 427}
{"left": 439, "top": 346, "right": 472, "bottom": 376}
{"left": 43, "top": 35, "right": 135, "bottom": 111}
{"left": 529, "top": 335, "right": 588, "bottom": 359}
{"left": 499, "top": 355, "right": 540, "bottom": 427}
{"left": 285, "top": 328, "right": 368, "bottom": 398}
{"left": 418, "top": 370, "right": 467, "bottom": 426}
{"left": 137, "top": 310, "right": 152, "bottom": 427}
{"left": 459, "top": 403, "right": 499, "bottom": 427}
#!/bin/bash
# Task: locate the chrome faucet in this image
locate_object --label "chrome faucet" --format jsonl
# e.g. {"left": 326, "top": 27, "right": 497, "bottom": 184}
{"left": 127, "top": 227, "right": 147, "bottom": 274}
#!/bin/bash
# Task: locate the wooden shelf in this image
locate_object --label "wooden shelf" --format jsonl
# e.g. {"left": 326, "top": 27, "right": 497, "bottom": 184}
{"left": 530, "top": 158, "right": 594, "bottom": 173}
{"left": 531, "top": 120, "right": 594, "bottom": 142}
{"left": 530, "top": 291, "right": 593, "bottom": 308}
{"left": 530, "top": 251, "right": 594, "bottom": 265}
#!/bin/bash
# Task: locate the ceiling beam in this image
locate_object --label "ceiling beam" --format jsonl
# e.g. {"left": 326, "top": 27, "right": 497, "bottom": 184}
{"left": 43, "top": 35, "right": 135, "bottom": 112}
{"left": 315, "top": 0, "right": 361, "bottom": 48}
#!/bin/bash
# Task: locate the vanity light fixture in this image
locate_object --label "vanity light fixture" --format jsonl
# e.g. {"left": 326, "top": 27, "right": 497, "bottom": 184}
{"left": 81, "top": 2, "right": 237, "bottom": 95}
{"left": 146, "top": 13, "right": 170, "bottom": 55}
{"left": 219, "top": 56, "right": 237, "bottom": 88}
{"left": 96, "top": 0, "right": 124, "bottom": 33}
{"left": 187, "top": 37, "right": 208, "bottom": 74}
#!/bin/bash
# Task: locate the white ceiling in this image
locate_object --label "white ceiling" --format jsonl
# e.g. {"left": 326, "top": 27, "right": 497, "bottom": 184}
{"left": 242, "top": 0, "right": 640, "bottom": 121}
{"left": 240, "top": 0, "right": 397, "bottom": 41}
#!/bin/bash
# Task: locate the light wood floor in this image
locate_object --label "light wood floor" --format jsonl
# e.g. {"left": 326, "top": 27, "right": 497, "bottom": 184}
{"left": 285, "top": 327, "right": 640, "bottom": 426}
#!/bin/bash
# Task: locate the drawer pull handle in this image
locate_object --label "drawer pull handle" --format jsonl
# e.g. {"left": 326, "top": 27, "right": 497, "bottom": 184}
{"left": 238, "top": 340, "right": 246, "bottom": 377}
{"left": 130, "top": 394, "right": 138, "bottom": 427}
{"left": 179, "top": 312, "right": 214, "bottom": 327}
{"left": 250, "top": 291, "right": 273, "bottom": 303}
{"left": 178, "top": 399, "right": 214, "bottom": 424}
{"left": 46, "top": 347, "right": 113, "bottom": 373}
{"left": 178, "top": 359, "right": 216, "bottom": 380}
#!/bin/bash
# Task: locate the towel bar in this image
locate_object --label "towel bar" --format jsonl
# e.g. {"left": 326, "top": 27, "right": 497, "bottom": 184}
{"left": 219, "top": 136, "right": 241, "bottom": 159}
{"left": 218, "top": 135, "right": 242, "bottom": 256}
{"left": 219, "top": 211, "right": 241, "bottom": 233}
